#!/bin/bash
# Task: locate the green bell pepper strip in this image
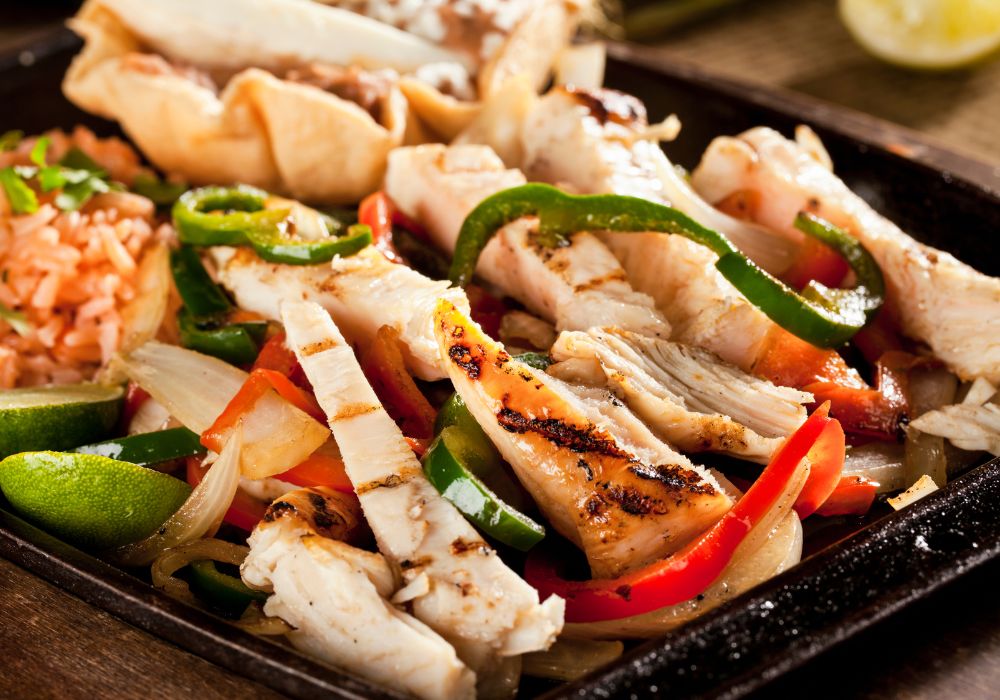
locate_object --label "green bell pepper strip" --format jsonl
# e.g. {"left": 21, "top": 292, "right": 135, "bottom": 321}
{"left": 170, "top": 245, "right": 267, "bottom": 364}
{"left": 423, "top": 426, "right": 545, "bottom": 551}
{"left": 172, "top": 185, "right": 372, "bottom": 265}
{"left": 170, "top": 245, "right": 233, "bottom": 317}
{"left": 511, "top": 351, "right": 552, "bottom": 371}
{"left": 188, "top": 560, "right": 267, "bottom": 618}
{"left": 73, "top": 427, "right": 206, "bottom": 466}
{"left": 178, "top": 309, "right": 267, "bottom": 366}
{"left": 448, "top": 184, "right": 884, "bottom": 348}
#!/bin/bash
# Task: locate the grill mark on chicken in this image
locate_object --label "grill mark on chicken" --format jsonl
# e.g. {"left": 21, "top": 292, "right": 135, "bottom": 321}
{"left": 399, "top": 556, "right": 434, "bottom": 570}
{"left": 560, "top": 86, "right": 646, "bottom": 127}
{"left": 331, "top": 403, "right": 380, "bottom": 422}
{"left": 263, "top": 500, "right": 297, "bottom": 522}
{"left": 299, "top": 338, "right": 338, "bottom": 356}
{"left": 629, "top": 464, "right": 717, "bottom": 496}
{"left": 496, "top": 404, "right": 631, "bottom": 459}
{"left": 355, "top": 466, "right": 423, "bottom": 495}
{"left": 308, "top": 490, "right": 346, "bottom": 532}
{"left": 450, "top": 538, "right": 491, "bottom": 556}
{"left": 572, "top": 270, "right": 628, "bottom": 293}
{"left": 448, "top": 343, "right": 483, "bottom": 379}
{"left": 263, "top": 487, "right": 363, "bottom": 542}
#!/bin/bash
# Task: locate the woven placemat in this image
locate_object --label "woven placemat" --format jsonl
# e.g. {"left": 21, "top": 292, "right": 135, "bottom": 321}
{"left": 650, "top": 0, "right": 1000, "bottom": 166}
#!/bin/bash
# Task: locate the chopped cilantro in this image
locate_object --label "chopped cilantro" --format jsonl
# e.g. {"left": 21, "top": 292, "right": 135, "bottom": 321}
{"left": 0, "top": 167, "right": 39, "bottom": 214}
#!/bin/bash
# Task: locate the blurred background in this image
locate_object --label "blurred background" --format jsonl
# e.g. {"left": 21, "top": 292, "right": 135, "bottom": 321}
{"left": 2, "top": 0, "right": 999, "bottom": 164}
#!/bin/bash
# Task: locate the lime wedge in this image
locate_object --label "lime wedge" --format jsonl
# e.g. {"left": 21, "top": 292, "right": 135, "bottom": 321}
{"left": 0, "top": 451, "right": 191, "bottom": 550}
{"left": 0, "top": 383, "right": 123, "bottom": 459}
{"left": 840, "top": 0, "right": 1000, "bottom": 69}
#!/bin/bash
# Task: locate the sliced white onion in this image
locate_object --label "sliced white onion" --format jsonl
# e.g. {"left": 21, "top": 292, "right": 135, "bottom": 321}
{"left": 120, "top": 242, "right": 172, "bottom": 354}
{"left": 266, "top": 196, "right": 329, "bottom": 241}
{"left": 236, "top": 603, "right": 294, "bottom": 636}
{"left": 113, "top": 428, "right": 244, "bottom": 566}
{"left": 522, "top": 638, "right": 624, "bottom": 681}
{"left": 910, "top": 368, "right": 959, "bottom": 415}
{"left": 564, "top": 460, "right": 809, "bottom": 639}
{"left": 151, "top": 537, "right": 252, "bottom": 604}
{"left": 128, "top": 396, "right": 173, "bottom": 435}
{"left": 499, "top": 310, "right": 557, "bottom": 352}
{"left": 213, "top": 388, "right": 330, "bottom": 480}
{"left": 844, "top": 442, "right": 905, "bottom": 493}
{"left": 115, "top": 341, "right": 248, "bottom": 434}
{"left": 905, "top": 367, "right": 959, "bottom": 487}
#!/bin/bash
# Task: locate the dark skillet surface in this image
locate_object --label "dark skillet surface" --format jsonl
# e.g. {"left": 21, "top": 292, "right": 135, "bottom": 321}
{"left": 1, "top": 29, "right": 999, "bottom": 700}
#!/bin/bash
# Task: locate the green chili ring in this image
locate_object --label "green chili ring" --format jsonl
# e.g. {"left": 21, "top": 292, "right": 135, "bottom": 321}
{"left": 172, "top": 186, "right": 372, "bottom": 265}
{"left": 448, "top": 184, "right": 884, "bottom": 348}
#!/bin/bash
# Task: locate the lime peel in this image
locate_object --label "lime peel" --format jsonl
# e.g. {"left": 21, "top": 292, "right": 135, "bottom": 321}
{"left": 0, "top": 451, "right": 191, "bottom": 550}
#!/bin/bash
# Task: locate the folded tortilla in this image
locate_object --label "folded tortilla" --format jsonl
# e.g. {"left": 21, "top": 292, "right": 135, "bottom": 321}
{"left": 63, "top": 0, "right": 588, "bottom": 200}
{"left": 64, "top": 0, "right": 445, "bottom": 203}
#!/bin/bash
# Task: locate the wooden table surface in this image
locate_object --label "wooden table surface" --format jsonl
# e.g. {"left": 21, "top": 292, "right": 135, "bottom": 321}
{"left": 2, "top": 3, "right": 999, "bottom": 699}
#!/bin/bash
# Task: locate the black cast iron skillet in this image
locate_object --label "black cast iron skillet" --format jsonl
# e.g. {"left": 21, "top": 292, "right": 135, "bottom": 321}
{"left": 1, "top": 30, "right": 998, "bottom": 700}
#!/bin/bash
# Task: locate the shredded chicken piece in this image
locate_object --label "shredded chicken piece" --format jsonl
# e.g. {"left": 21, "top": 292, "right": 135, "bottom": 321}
{"left": 550, "top": 328, "right": 811, "bottom": 463}
{"left": 243, "top": 488, "right": 475, "bottom": 700}
{"left": 692, "top": 126, "right": 1000, "bottom": 384}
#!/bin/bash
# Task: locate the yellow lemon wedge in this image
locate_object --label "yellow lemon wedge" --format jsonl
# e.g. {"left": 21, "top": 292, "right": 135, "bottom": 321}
{"left": 840, "top": 0, "right": 1000, "bottom": 69}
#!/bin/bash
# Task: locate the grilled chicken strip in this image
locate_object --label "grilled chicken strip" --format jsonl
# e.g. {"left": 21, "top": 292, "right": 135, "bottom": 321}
{"left": 280, "top": 300, "right": 563, "bottom": 681}
{"left": 549, "top": 328, "right": 811, "bottom": 463}
{"left": 433, "top": 300, "right": 733, "bottom": 578}
{"left": 385, "top": 143, "right": 671, "bottom": 339}
{"left": 242, "top": 487, "right": 475, "bottom": 700}
{"left": 210, "top": 246, "right": 469, "bottom": 380}
{"left": 520, "top": 86, "right": 798, "bottom": 275}
{"left": 692, "top": 126, "right": 1000, "bottom": 384}
{"left": 515, "top": 87, "right": 782, "bottom": 369}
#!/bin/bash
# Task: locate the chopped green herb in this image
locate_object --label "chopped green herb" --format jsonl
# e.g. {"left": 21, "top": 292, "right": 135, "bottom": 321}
{"left": 59, "top": 147, "right": 103, "bottom": 174}
{"left": 0, "top": 168, "right": 38, "bottom": 214}
{"left": 0, "top": 302, "right": 33, "bottom": 337}
{"left": 29, "top": 137, "right": 50, "bottom": 168}
{"left": 55, "top": 176, "right": 110, "bottom": 212}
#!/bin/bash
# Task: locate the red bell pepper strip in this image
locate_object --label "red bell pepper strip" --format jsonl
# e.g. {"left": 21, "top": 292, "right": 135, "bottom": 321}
{"left": 815, "top": 475, "right": 879, "bottom": 517}
{"left": 280, "top": 452, "right": 354, "bottom": 494}
{"left": 525, "top": 404, "right": 837, "bottom": 623}
{"left": 186, "top": 456, "right": 267, "bottom": 532}
{"left": 753, "top": 327, "right": 915, "bottom": 440}
{"left": 782, "top": 235, "right": 850, "bottom": 291}
{"left": 790, "top": 404, "right": 845, "bottom": 519}
{"left": 120, "top": 382, "right": 152, "bottom": 431}
{"left": 360, "top": 325, "right": 437, "bottom": 439}
{"left": 250, "top": 368, "right": 325, "bottom": 423}
{"left": 252, "top": 332, "right": 311, "bottom": 391}
{"left": 359, "top": 191, "right": 403, "bottom": 264}
{"left": 753, "top": 326, "right": 867, "bottom": 391}
{"left": 201, "top": 368, "right": 324, "bottom": 452}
